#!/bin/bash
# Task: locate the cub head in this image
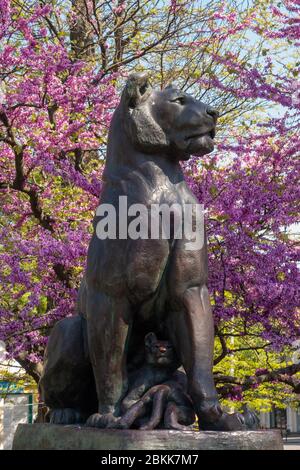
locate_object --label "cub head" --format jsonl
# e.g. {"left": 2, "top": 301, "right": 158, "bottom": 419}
{"left": 144, "top": 332, "right": 179, "bottom": 368}
{"left": 120, "top": 72, "right": 219, "bottom": 161}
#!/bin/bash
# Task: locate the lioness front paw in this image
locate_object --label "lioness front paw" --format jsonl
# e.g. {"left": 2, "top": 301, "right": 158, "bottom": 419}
{"left": 198, "top": 410, "right": 246, "bottom": 431}
{"left": 85, "top": 412, "right": 121, "bottom": 428}
{"left": 196, "top": 398, "right": 246, "bottom": 431}
{"left": 242, "top": 409, "right": 260, "bottom": 430}
{"left": 197, "top": 398, "right": 223, "bottom": 423}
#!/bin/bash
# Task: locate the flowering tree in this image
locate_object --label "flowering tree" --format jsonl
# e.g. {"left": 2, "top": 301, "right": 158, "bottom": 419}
{"left": 0, "top": 0, "right": 299, "bottom": 410}
{"left": 189, "top": 0, "right": 300, "bottom": 407}
{"left": 0, "top": 1, "right": 120, "bottom": 380}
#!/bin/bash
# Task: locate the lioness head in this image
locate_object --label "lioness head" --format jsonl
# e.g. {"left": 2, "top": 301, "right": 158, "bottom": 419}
{"left": 120, "top": 72, "right": 218, "bottom": 161}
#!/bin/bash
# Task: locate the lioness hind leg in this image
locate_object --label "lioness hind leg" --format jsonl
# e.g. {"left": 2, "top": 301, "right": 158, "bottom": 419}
{"left": 39, "top": 315, "right": 97, "bottom": 419}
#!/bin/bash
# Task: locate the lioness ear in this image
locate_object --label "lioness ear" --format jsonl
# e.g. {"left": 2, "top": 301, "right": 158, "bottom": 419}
{"left": 122, "top": 72, "right": 151, "bottom": 109}
{"left": 145, "top": 332, "right": 157, "bottom": 348}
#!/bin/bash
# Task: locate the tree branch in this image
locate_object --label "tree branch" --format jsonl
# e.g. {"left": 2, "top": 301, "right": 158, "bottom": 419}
{"left": 215, "top": 363, "right": 300, "bottom": 397}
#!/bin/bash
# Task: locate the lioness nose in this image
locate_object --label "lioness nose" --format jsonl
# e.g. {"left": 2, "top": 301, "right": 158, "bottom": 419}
{"left": 206, "top": 107, "right": 219, "bottom": 119}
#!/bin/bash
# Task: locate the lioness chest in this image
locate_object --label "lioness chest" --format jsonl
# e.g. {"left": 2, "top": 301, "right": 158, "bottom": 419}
{"left": 125, "top": 179, "right": 207, "bottom": 305}
{"left": 87, "top": 165, "right": 207, "bottom": 305}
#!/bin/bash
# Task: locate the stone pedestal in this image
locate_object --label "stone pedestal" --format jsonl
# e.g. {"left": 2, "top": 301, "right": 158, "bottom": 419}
{"left": 12, "top": 424, "right": 283, "bottom": 450}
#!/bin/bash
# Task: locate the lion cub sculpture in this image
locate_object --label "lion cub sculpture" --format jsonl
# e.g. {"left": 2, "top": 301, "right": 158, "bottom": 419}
{"left": 118, "top": 332, "right": 195, "bottom": 430}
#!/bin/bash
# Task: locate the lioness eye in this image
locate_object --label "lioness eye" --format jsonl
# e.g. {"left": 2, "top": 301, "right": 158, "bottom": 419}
{"left": 171, "top": 97, "right": 185, "bottom": 105}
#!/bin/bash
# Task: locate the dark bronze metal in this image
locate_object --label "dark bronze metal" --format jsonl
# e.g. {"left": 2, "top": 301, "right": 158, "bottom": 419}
{"left": 39, "top": 73, "right": 257, "bottom": 431}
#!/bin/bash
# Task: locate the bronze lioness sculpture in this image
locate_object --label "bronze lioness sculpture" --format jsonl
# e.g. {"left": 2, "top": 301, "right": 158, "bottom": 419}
{"left": 40, "top": 73, "right": 247, "bottom": 431}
